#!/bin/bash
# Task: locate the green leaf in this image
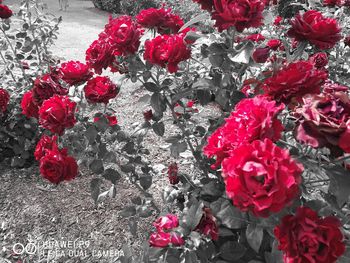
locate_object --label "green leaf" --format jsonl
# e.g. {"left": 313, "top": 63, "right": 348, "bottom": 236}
{"left": 170, "top": 141, "right": 187, "bottom": 157}
{"left": 184, "top": 201, "right": 204, "bottom": 230}
{"left": 139, "top": 175, "right": 152, "bottom": 190}
{"left": 85, "top": 126, "right": 98, "bottom": 144}
{"left": 151, "top": 93, "right": 166, "bottom": 114}
{"left": 120, "top": 206, "right": 137, "bottom": 217}
{"left": 220, "top": 241, "right": 247, "bottom": 261}
{"left": 231, "top": 42, "right": 254, "bottom": 64}
{"left": 179, "top": 13, "right": 209, "bottom": 32}
{"left": 327, "top": 166, "right": 350, "bottom": 207}
{"left": 90, "top": 178, "right": 101, "bottom": 205}
{"left": 128, "top": 218, "right": 137, "bottom": 236}
{"left": 211, "top": 198, "right": 247, "bottom": 229}
{"left": 200, "top": 180, "right": 225, "bottom": 198}
{"left": 103, "top": 168, "right": 121, "bottom": 184}
{"left": 152, "top": 122, "right": 165, "bottom": 136}
{"left": 246, "top": 223, "right": 264, "bottom": 253}
{"left": 89, "top": 159, "right": 104, "bottom": 174}
{"left": 144, "top": 82, "right": 159, "bottom": 92}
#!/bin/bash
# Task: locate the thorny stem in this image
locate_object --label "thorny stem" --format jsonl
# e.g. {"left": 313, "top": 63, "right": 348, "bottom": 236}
{"left": 0, "top": 24, "right": 29, "bottom": 84}
{"left": 163, "top": 95, "right": 210, "bottom": 178}
{"left": 26, "top": 0, "right": 42, "bottom": 65}
{"left": 0, "top": 51, "right": 17, "bottom": 82}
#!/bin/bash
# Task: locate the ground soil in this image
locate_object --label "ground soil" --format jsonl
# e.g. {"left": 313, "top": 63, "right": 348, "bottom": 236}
{"left": 0, "top": 1, "right": 221, "bottom": 262}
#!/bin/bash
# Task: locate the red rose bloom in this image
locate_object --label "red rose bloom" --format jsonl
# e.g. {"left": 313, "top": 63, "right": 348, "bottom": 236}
{"left": 153, "top": 214, "right": 179, "bottom": 231}
{"left": 263, "top": 61, "right": 328, "bottom": 104}
{"left": 32, "top": 73, "right": 67, "bottom": 105}
{"left": 34, "top": 135, "right": 58, "bottom": 161}
{"left": 21, "top": 90, "right": 40, "bottom": 118}
{"left": 93, "top": 114, "right": 118, "bottom": 126}
{"left": 104, "top": 15, "right": 142, "bottom": 56}
{"left": 84, "top": 76, "right": 119, "bottom": 104}
{"left": 0, "top": 88, "right": 9, "bottom": 113}
{"left": 274, "top": 16, "right": 283, "bottom": 26}
{"left": 86, "top": 38, "right": 114, "bottom": 74}
{"left": 323, "top": 0, "right": 341, "bottom": 6}
{"left": 136, "top": 8, "right": 167, "bottom": 28}
{"left": 38, "top": 95, "right": 77, "bottom": 135}
{"left": 0, "top": 4, "right": 12, "bottom": 19}
{"left": 195, "top": 208, "right": 219, "bottom": 240}
{"left": 309, "top": 52, "right": 328, "bottom": 68}
{"left": 39, "top": 147, "right": 78, "bottom": 184}
{"left": 149, "top": 214, "right": 184, "bottom": 247}
{"left": 158, "top": 12, "right": 184, "bottom": 34}
{"left": 295, "top": 85, "right": 350, "bottom": 155}
{"left": 267, "top": 39, "right": 282, "bottom": 50}
{"left": 274, "top": 207, "right": 345, "bottom": 263}
{"left": 137, "top": 8, "right": 184, "bottom": 34}
{"left": 143, "top": 109, "right": 153, "bottom": 121}
{"left": 149, "top": 231, "right": 172, "bottom": 247}
{"left": 168, "top": 163, "right": 180, "bottom": 185}
{"left": 287, "top": 10, "right": 342, "bottom": 50}
{"left": 222, "top": 139, "right": 303, "bottom": 217}
{"left": 193, "top": 0, "right": 214, "bottom": 11}
{"left": 58, "top": 61, "right": 93, "bottom": 86}
{"left": 252, "top": 47, "right": 270, "bottom": 63}
{"left": 344, "top": 36, "right": 350, "bottom": 47}
{"left": 204, "top": 96, "right": 285, "bottom": 168}
{"left": 212, "top": 0, "right": 265, "bottom": 32}
{"left": 246, "top": 33, "right": 265, "bottom": 42}
{"left": 144, "top": 34, "right": 191, "bottom": 73}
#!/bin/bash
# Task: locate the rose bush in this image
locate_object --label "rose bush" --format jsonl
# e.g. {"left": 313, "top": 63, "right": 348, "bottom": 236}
{"left": 3, "top": 0, "right": 350, "bottom": 262}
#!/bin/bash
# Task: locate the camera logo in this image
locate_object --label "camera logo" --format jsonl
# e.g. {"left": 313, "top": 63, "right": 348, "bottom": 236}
{"left": 12, "top": 242, "right": 37, "bottom": 255}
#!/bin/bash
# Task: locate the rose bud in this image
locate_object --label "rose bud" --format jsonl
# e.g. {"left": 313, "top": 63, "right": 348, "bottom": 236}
{"left": 167, "top": 163, "right": 180, "bottom": 185}
{"left": 252, "top": 47, "right": 270, "bottom": 63}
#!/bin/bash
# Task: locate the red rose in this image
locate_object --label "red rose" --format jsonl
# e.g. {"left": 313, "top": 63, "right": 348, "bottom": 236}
{"left": 58, "top": 61, "right": 93, "bottom": 86}
{"left": 195, "top": 208, "right": 219, "bottom": 240}
{"left": 149, "top": 214, "right": 184, "bottom": 247}
{"left": 246, "top": 33, "right": 265, "bottom": 42}
{"left": 204, "top": 96, "right": 285, "bottom": 168}
{"left": 263, "top": 61, "right": 328, "bottom": 104}
{"left": 274, "top": 16, "right": 283, "bottom": 26}
{"left": 167, "top": 163, "right": 179, "bottom": 185}
{"left": 193, "top": 0, "right": 214, "bottom": 11}
{"left": 137, "top": 8, "right": 184, "bottom": 34}
{"left": 252, "top": 47, "right": 270, "bottom": 63}
{"left": 274, "top": 207, "right": 345, "bottom": 263}
{"left": 309, "top": 52, "right": 328, "bottom": 68}
{"left": 222, "top": 139, "right": 303, "bottom": 217}
{"left": 144, "top": 34, "right": 191, "bottom": 73}
{"left": 267, "top": 39, "right": 282, "bottom": 50}
{"left": 86, "top": 38, "right": 114, "bottom": 74}
{"left": 295, "top": 85, "right": 350, "bottom": 155}
{"left": 153, "top": 214, "right": 179, "bottom": 231}
{"left": 149, "top": 231, "right": 171, "bottom": 247}
{"left": 136, "top": 8, "right": 167, "bottom": 28}
{"left": 0, "top": 88, "right": 9, "bottom": 113}
{"left": 0, "top": 4, "right": 12, "bottom": 19}
{"left": 34, "top": 135, "right": 58, "bottom": 161}
{"left": 39, "top": 148, "right": 78, "bottom": 184}
{"left": 21, "top": 90, "right": 40, "bottom": 118}
{"left": 104, "top": 15, "right": 142, "bottom": 56}
{"left": 158, "top": 12, "right": 184, "bottom": 35}
{"left": 143, "top": 109, "right": 153, "bottom": 121}
{"left": 93, "top": 114, "right": 118, "bottom": 126}
{"left": 212, "top": 0, "right": 265, "bottom": 32}
{"left": 32, "top": 73, "right": 67, "bottom": 105}
{"left": 38, "top": 95, "right": 77, "bottom": 135}
{"left": 287, "top": 10, "right": 342, "bottom": 50}
{"left": 323, "top": 0, "right": 341, "bottom": 6}
{"left": 170, "top": 233, "right": 185, "bottom": 246}
{"left": 344, "top": 36, "right": 350, "bottom": 47}
{"left": 84, "top": 76, "right": 119, "bottom": 104}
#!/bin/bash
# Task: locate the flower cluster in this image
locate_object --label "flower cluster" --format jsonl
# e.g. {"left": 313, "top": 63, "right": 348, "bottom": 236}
{"left": 149, "top": 214, "right": 184, "bottom": 247}
{"left": 35, "top": 135, "right": 78, "bottom": 184}
{"left": 274, "top": 207, "right": 345, "bottom": 263}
